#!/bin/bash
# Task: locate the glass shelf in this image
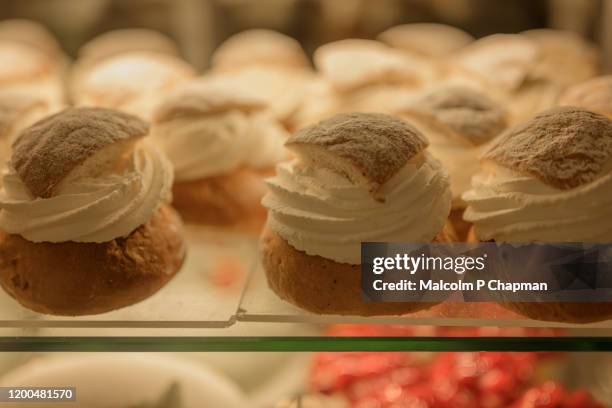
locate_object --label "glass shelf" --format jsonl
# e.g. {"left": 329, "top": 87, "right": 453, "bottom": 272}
{"left": 0, "top": 226, "right": 256, "bottom": 329}
{"left": 1, "top": 228, "right": 612, "bottom": 350}
{"left": 238, "top": 262, "right": 608, "bottom": 329}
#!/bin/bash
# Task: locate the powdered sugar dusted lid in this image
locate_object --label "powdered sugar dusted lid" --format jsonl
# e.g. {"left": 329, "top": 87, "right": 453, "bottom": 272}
{"left": 286, "top": 112, "right": 428, "bottom": 197}
{"left": 212, "top": 29, "right": 309, "bottom": 71}
{"left": 482, "top": 106, "right": 612, "bottom": 189}
{"left": 453, "top": 34, "right": 539, "bottom": 92}
{"left": 154, "top": 80, "right": 266, "bottom": 123}
{"left": 378, "top": 23, "right": 474, "bottom": 57}
{"left": 398, "top": 86, "right": 507, "bottom": 146}
{"left": 12, "top": 107, "right": 149, "bottom": 198}
{"left": 314, "top": 39, "right": 429, "bottom": 92}
{"left": 559, "top": 75, "right": 612, "bottom": 118}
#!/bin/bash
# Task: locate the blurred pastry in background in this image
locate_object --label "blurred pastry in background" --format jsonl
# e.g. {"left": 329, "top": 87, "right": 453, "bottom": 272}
{"left": 463, "top": 107, "right": 612, "bottom": 323}
{"left": 313, "top": 39, "right": 434, "bottom": 114}
{"left": 210, "top": 29, "right": 314, "bottom": 131}
{"left": 212, "top": 29, "right": 309, "bottom": 71}
{"left": 0, "top": 40, "right": 66, "bottom": 110}
{"left": 284, "top": 77, "right": 342, "bottom": 132}
{"left": 559, "top": 75, "right": 612, "bottom": 118}
{"left": 378, "top": 22, "right": 474, "bottom": 59}
{"left": 70, "top": 28, "right": 183, "bottom": 105}
{"left": 454, "top": 31, "right": 601, "bottom": 125}
{"left": 0, "top": 93, "right": 50, "bottom": 168}
{"left": 511, "top": 29, "right": 601, "bottom": 124}
{"left": 261, "top": 112, "right": 455, "bottom": 316}
{"left": 152, "top": 80, "right": 288, "bottom": 230}
{"left": 72, "top": 51, "right": 195, "bottom": 120}
{"left": 77, "top": 28, "right": 180, "bottom": 64}
{"left": 522, "top": 29, "right": 600, "bottom": 88}
{"left": 453, "top": 34, "right": 538, "bottom": 95}
{"left": 452, "top": 33, "right": 543, "bottom": 124}
{"left": 396, "top": 86, "right": 508, "bottom": 238}
{"left": 0, "top": 107, "right": 185, "bottom": 315}
{"left": 0, "top": 18, "right": 67, "bottom": 64}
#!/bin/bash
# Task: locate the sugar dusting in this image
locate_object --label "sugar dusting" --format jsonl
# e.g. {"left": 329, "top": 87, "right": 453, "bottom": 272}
{"left": 410, "top": 86, "right": 507, "bottom": 145}
{"left": 483, "top": 107, "right": 612, "bottom": 189}
{"left": 11, "top": 107, "right": 148, "bottom": 198}
{"left": 287, "top": 112, "right": 428, "bottom": 190}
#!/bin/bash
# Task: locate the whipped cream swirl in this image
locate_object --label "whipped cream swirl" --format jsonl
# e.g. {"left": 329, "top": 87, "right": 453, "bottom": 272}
{"left": 263, "top": 153, "right": 452, "bottom": 264}
{"left": 0, "top": 141, "right": 173, "bottom": 243}
{"left": 463, "top": 163, "right": 612, "bottom": 242}
{"left": 153, "top": 111, "right": 287, "bottom": 181}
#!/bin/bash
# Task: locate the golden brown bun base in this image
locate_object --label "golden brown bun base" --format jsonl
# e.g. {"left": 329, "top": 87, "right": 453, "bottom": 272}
{"left": 466, "top": 226, "right": 612, "bottom": 324}
{"left": 261, "top": 221, "right": 456, "bottom": 316}
{"left": 172, "top": 167, "right": 270, "bottom": 232}
{"left": 0, "top": 204, "right": 185, "bottom": 316}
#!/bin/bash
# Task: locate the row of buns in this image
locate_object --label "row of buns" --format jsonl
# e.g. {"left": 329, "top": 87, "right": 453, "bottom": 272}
{"left": 1, "top": 20, "right": 612, "bottom": 324}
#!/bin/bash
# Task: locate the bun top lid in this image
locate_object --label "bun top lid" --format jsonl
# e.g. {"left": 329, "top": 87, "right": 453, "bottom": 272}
{"left": 483, "top": 106, "right": 612, "bottom": 189}
{"left": 11, "top": 107, "right": 148, "bottom": 198}
{"left": 286, "top": 112, "right": 428, "bottom": 197}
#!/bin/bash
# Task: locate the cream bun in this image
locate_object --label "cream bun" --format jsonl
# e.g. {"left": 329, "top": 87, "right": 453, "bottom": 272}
{"left": 0, "top": 40, "right": 66, "bottom": 110}
{"left": 452, "top": 33, "right": 553, "bottom": 124}
{"left": 70, "top": 29, "right": 182, "bottom": 107}
{"left": 78, "top": 28, "right": 180, "bottom": 64}
{"left": 453, "top": 34, "right": 539, "bottom": 93}
{"left": 261, "top": 112, "right": 455, "bottom": 316}
{"left": 454, "top": 32, "right": 601, "bottom": 124}
{"left": 463, "top": 107, "right": 612, "bottom": 323}
{"left": 559, "top": 75, "right": 612, "bottom": 118}
{"left": 313, "top": 39, "right": 434, "bottom": 114}
{"left": 378, "top": 23, "right": 474, "bottom": 58}
{"left": 72, "top": 52, "right": 196, "bottom": 120}
{"left": 211, "top": 29, "right": 310, "bottom": 72}
{"left": 396, "top": 86, "right": 508, "bottom": 238}
{"left": 210, "top": 29, "right": 313, "bottom": 130}
{"left": 152, "top": 80, "right": 288, "bottom": 229}
{"left": 0, "top": 107, "right": 185, "bottom": 315}
{"left": 514, "top": 29, "right": 601, "bottom": 124}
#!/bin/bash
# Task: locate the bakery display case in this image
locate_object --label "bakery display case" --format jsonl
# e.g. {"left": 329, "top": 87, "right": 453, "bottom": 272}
{"left": 1, "top": 0, "right": 612, "bottom": 371}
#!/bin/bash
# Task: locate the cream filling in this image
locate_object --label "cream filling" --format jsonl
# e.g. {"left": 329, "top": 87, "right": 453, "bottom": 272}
{"left": 263, "top": 153, "right": 452, "bottom": 264}
{"left": 0, "top": 141, "right": 173, "bottom": 243}
{"left": 463, "top": 163, "right": 612, "bottom": 242}
{"left": 152, "top": 111, "right": 288, "bottom": 181}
